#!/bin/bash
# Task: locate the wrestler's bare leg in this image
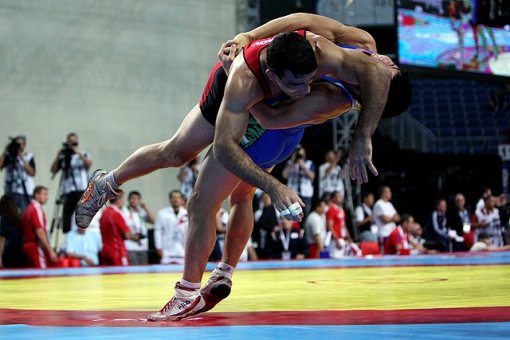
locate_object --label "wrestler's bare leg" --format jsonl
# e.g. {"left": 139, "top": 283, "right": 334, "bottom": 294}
{"left": 182, "top": 151, "right": 243, "bottom": 283}
{"left": 114, "top": 104, "right": 214, "bottom": 184}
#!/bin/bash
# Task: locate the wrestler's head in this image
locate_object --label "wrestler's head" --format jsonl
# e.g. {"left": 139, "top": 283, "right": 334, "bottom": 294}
{"left": 382, "top": 70, "right": 412, "bottom": 118}
{"left": 266, "top": 32, "right": 317, "bottom": 99}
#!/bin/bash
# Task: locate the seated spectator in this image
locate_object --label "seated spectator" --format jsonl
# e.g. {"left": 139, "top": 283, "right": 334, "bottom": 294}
{"left": 272, "top": 218, "right": 308, "bottom": 260}
{"left": 99, "top": 193, "right": 141, "bottom": 266}
{"left": 254, "top": 193, "right": 280, "bottom": 259}
{"left": 425, "top": 199, "right": 462, "bottom": 252}
{"left": 373, "top": 186, "right": 400, "bottom": 244}
{"left": 384, "top": 214, "right": 414, "bottom": 255}
{"left": 64, "top": 225, "right": 102, "bottom": 266}
{"left": 470, "top": 231, "right": 510, "bottom": 252}
{"left": 447, "top": 193, "right": 471, "bottom": 251}
{"left": 475, "top": 195, "right": 504, "bottom": 247}
{"left": 304, "top": 199, "right": 328, "bottom": 258}
{"left": 209, "top": 208, "right": 228, "bottom": 261}
{"left": 0, "top": 194, "right": 24, "bottom": 268}
{"left": 122, "top": 191, "right": 155, "bottom": 265}
{"left": 154, "top": 190, "right": 189, "bottom": 264}
{"left": 355, "top": 192, "right": 377, "bottom": 242}
{"left": 408, "top": 222, "right": 431, "bottom": 254}
{"left": 22, "top": 186, "right": 58, "bottom": 268}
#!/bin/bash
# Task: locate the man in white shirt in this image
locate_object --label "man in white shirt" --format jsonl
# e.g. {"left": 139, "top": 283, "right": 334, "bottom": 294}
{"left": 373, "top": 186, "right": 400, "bottom": 241}
{"left": 475, "top": 195, "right": 503, "bottom": 247}
{"left": 304, "top": 199, "right": 328, "bottom": 258}
{"left": 318, "top": 150, "right": 344, "bottom": 200}
{"left": 122, "top": 191, "right": 155, "bottom": 265}
{"left": 154, "top": 190, "right": 189, "bottom": 264}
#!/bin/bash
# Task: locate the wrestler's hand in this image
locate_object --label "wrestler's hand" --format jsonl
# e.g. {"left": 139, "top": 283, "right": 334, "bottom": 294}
{"left": 218, "top": 42, "right": 237, "bottom": 75}
{"left": 343, "top": 136, "right": 378, "bottom": 183}
{"left": 268, "top": 184, "right": 305, "bottom": 222}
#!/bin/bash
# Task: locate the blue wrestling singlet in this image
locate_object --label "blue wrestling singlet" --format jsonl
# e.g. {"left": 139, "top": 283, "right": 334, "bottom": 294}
{"left": 241, "top": 77, "right": 355, "bottom": 169}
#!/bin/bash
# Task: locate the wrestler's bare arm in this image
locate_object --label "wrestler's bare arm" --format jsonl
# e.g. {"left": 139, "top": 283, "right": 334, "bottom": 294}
{"left": 316, "top": 36, "right": 392, "bottom": 182}
{"left": 232, "top": 13, "right": 376, "bottom": 52}
{"left": 250, "top": 82, "right": 352, "bottom": 129}
{"left": 213, "top": 62, "right": 305, "bottom": 221}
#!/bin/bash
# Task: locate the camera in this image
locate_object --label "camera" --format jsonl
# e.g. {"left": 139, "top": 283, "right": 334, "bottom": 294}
{"left": 2, "top": 137, "right": 21, "bottom": 168}
{"left": 6, "top": 137, "right": 21, "bottom": 158}
{"left": 61, "top": 142, "right": 77, "bottom": 156}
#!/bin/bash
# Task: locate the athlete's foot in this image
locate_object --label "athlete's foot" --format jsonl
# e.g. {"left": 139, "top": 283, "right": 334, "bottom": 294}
{"left": 147, "top": 282, "right": 206, "bottom": 321}
{"left": 199, "top": 268, "right": 233, "bottom": 313}
{"left": 75, "top": 169, "right": 120, "bottom": 228}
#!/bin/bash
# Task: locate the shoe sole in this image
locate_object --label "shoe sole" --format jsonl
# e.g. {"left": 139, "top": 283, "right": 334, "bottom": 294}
{"left": 200, "top": 283, "right": 231, "bottom": 313}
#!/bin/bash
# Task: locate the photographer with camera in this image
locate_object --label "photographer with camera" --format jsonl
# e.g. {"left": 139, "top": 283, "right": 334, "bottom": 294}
{"left": 50, "top": 133, "right": 92, "bottom": 234}
{"left": 0, "top": 135, "right": 36, "bottom": 212}
{"left": 282, "top": 145, "right": 316, "bottom": 216}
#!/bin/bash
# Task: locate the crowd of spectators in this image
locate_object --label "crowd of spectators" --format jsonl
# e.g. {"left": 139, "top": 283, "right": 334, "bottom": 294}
{"left": 0, "top": 138, "right": 509, "bottom": 269}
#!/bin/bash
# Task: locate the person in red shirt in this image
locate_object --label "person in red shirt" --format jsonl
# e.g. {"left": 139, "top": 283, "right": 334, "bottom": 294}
{"left": 99, "top": 193, "right": 141, "bottom": 266}
{"left": 384, "top": 214, "right": 414, "bottom": 255}
{"left": 327, "top": 191, "right": 357, "bottom": 257}
{"left": 22, "top": 185, "right": 58, "bottom": 268}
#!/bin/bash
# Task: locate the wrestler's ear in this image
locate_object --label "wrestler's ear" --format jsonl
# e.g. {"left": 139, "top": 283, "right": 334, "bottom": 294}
{"left": 266, "top": 68, "right": 278, "bottom": 82}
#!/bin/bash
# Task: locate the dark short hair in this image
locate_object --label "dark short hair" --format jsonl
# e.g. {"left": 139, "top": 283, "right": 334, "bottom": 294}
{"left": 169, "top": 190, "right": 183, "bottom": 199}
{"left": 312, "top": 198, "right": 327, "bottom": 209}
{"left": 267, "top": 32, "right": 317, "bottom": 78}
{"left": 478, "top": 231, "right": 490, "bottom": 240}
{"left": 128, "top": 190, "right": 141, "bottom": 199}
{"left": 400, "top": 213, "right": 413, "bottom": 224}
{"left": 67, "top": 132, "right": 78, "bottom": 139}
{"left": 33, "top": 185, "right": 48, "bottom": 196}
{"left": 381, "top": 71, "right": 412, "bottom": 118}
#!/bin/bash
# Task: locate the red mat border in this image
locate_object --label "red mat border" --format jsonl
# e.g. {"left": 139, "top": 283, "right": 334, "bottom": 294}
{"left": 1, "top": 307, "right": 509, "bottom": 327}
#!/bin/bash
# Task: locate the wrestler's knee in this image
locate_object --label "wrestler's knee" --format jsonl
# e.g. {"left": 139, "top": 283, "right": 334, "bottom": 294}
{"left": 156, "top": 139, "right": 191, "bottom": 167}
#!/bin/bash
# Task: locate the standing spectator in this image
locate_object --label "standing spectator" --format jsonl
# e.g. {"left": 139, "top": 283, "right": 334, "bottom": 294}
{"left": 154, "top": 190, "right": 189, "bottom": 264}
{"left": 327, "top": 191, "right": 358, "bottom": 257}
{"left": 64, "top": 225, "right": 102, "bottom": 266}
{"left": 304, "top": 199, "right": 328, "bottom": 258}
{"left": 0, "top": 194, "right": 24, "bottom": 268}
{"left": 122, "top": 191, "right": 155, "bottom": 265}
{"left": 373, "top": 186, "right": 400, "bottom": 243}
{"left": 50, "top": 133, "right": 92, "bottom": 234}
{"left": 0, "top": 135, "right": 35, "bottom": 212}
{"left": 272, "top": 218, "right": 308, "bottom": 259}
{"left": 384, "top": 214, "right": 414, "bottom": 255}
{"left": 318, "top": 150, "right": 344, "bottom": 200}
{"left": 355, "top": 192, "right": 377, "bottom": 242}
{"left": 476, "top": 187, "right": 492, "bottom": 213}
{"left": 282, "top": 145, "right": 315, "bottom": 216}
{"left": 99, "top": 193, "right": 141, "bottom": 266}
{"left": 254, "top": 193, "right": 280, "bottom": 259}
{"left": 475, "top": 195, "right": 504, "bottom": 247}
{"left": 22, "top": 186, "right": 58, "bottom": 268}
{"left": 447, "top": 193, "right": 471, "bottom": 250}
{"left": 177, "top": 156, "right": 201, "bottom": 201}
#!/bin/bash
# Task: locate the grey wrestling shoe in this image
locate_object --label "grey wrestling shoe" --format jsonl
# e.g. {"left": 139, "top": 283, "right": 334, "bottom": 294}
{"left": 75, "top": 169, "right": 119, "bottom": 228}
{"left": 199, "top": 268, "right": 233, "bottom": 313}
{"left": 147, "top": 282, "right": 206, "bottom": 321}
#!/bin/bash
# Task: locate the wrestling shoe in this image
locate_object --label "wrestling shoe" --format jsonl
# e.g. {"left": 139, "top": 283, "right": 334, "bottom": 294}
{"left": 199, "top": 268, "right": 233, "bottom": 313}
{"left": 147, "top": 282, "right": 206, "bottom": 321}
{"left": 75, "top": 169, "right": 119, "bottom": 229}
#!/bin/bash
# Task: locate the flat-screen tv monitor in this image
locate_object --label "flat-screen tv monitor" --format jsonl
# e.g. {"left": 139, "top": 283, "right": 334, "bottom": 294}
{"left": 397, "top": 0, "right": 510, "bottom": 78}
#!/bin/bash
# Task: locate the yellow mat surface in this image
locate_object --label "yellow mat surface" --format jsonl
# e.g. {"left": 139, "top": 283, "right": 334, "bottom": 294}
{"left": 1, "top": 266, "right": 509, "bottom": 311}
